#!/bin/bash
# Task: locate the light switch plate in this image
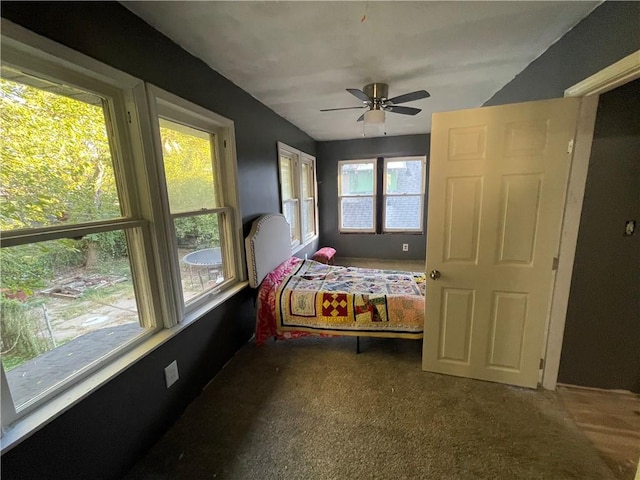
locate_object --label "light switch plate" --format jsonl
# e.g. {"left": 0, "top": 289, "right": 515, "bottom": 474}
{"left": 624, "top": 220, "right": 636, "bottom": 236}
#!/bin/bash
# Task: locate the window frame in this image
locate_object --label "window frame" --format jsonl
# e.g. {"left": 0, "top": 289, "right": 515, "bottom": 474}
{"left": 337, "top": 159, "right": 377, "bottom": 233}
{"left": 146, "top": 85, "right": 245, "bottom": 319}
{"left": 276, "top": 142, "right": 318, "bottom": 252}
{"left": 0, "top": 20, "right": 247, "bottom": 450}
{"left": 0, "top": 38, "right": 163, "bottom": 424}
{"left": 278, "top": 149, "right": 301, "bottom": 247}
{"left": 382, "top": 156, "right": 427, "bottom": 233}
{"left": 299, "top": 154, "right": 317, "bottom": 243}
{"left": 337, "top": 156, "right": 426, "bottom": 234}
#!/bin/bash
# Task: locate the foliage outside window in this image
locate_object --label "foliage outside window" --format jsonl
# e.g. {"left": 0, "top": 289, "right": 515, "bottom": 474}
{"left": 338, "top": 159, "right": 376, "bottom": 232}
{"left": 338, "top": 157, "right": 426, "bottom": 233}
{"left": 156, "top": 116, "right": 233, "bottom": 309}
{"left": 0, "top": 67, "right": 150, "bottom": 416}
{"left": 0, "top": 34, "right": 244, "bottom": 433}
{"left": 277, "top": 142, "right": 317, "bottom": 249}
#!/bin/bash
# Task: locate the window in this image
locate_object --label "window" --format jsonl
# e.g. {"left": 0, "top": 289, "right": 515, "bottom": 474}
{"left": 0, "top": 57, "right": 155, "bottom": 421}
{"left": 338, "top": 159, "right": 377, "bottom": 232}
{"left": 277, "top": 142, "right": 317, "bottom": 249}
{"left": 0, "top": 28, "right": 244, "bottom": 436}
{"left": 383, "top": 157, "right": 425, "bottom": 232}
{"left": 338, "top": 156, "right": 426, "bottom": 233}
{"left": 149, "top": 89, "right": 243, "bottom": 315}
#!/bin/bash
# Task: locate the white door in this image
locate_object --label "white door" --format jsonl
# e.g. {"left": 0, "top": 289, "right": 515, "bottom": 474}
{"left": 422, "top": 97, "right": 581, "bottom": 388}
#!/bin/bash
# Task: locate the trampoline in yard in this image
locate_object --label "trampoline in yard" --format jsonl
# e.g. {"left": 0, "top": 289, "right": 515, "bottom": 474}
{"left": 182, "top": 247, "right": 223, "bottom": 288}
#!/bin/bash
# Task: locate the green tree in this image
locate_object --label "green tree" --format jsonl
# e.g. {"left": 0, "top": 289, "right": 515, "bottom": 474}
{"left": 0, "top": 78, "right": 119, "bottom": 230}
{"left": 0, "top": 77, "right": 219, "bottom": 293}
{"left": 160, "top": 122, "right": 220, "bottom": 247}
{"left": 0, "top": 76, "right": 122, "bottom": 291}
{"left": 159, "top": 123, "right": 218, "bottom": 212}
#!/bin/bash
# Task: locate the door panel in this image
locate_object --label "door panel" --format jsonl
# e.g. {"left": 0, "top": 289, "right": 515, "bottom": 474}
{"left": 423, "top": 97, "right": 581, "bottom": 388}
{"left": 438, "top": 288, "right": 475, "bottom": 364}
{"left": 444, "top": 177, "right": 482, "bottom": 263}
{"left": 497, "top": 174, "right": 542, "bottom": 265}
{"left": 448, "top": 125, "right": 487, "bottom": 161}
{"left": 488, "top": 292, "right": 528, "bottom": 370}
{"left": 504, "top": 120, "right": 549, "bottom": 157}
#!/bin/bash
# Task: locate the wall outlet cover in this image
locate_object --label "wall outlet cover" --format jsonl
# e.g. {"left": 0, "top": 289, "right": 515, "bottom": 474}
{"left": 402, "top": 244, "right": 409, "bottom": 251}
{"left": 164, "top": 360, "right": 179, "bottom": 388}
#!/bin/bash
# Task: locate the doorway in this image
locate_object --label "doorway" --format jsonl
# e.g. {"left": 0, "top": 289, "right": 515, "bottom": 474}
{"left": 558, "top": 78, "right": 640, "bottom": 392}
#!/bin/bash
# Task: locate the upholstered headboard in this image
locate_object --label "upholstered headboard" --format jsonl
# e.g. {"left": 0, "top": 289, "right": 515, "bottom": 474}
{"left": 245, "top": 214, "right": 292, "bottom": 288}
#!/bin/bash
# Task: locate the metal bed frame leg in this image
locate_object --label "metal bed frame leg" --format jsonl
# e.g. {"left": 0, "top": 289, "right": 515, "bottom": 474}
{"left": 356, "top": 336, "right": 360, "bottom": 354}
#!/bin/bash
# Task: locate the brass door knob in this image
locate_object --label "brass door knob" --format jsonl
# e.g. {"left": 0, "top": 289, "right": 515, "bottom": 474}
{"left": 429, "top": 270, "right": 441, "bottom": 280}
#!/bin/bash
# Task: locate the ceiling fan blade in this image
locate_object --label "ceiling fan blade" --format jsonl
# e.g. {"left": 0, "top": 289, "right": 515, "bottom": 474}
{"left": 346, "top": 88, "right": 371, "bottom": 102}
{"left": 385, "top": 105, "right": 421, "bottom": 116}
{"left": 320, "top": 106, "right": 366, "bottom": 112}
{"left": 386, "top": 90, "right": 430, "bottom": 105}
{"left": 356, "top": 113, "right": 365, "bottom": 122}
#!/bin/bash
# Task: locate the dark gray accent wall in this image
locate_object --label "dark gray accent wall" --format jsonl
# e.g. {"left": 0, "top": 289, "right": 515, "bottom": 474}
{"left": 317, "top": 134, "right": 429, "bottom": 260}
{"left": 1, "top": 293, "right": 255, "bottom": 480}
{"left": 1, "top": 2, "right": 316, "bottom": 479}
{"left": 558, "top": 79, "right": 640, "bottom": 392}
{"left": 485, "top": 1, "right": 640, "bottom": 106}
{"left": 484, "top": 0, "right": 640, "bottom": 391}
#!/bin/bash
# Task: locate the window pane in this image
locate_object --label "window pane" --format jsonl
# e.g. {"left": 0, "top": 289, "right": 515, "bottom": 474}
{"left": 159, "top": 118, "right": 216, "bottom": 213}
{"left": 279, "top": 156, "right": 294, "bottom": 201}
{"left": 0, "top": 70, "right": 122, "bottom": 231}
{"left": 0, "top": 231, "right": 145, "bottom": 409}
{"left": 385, "top": 195, "right": 422, "bottom": 230}
{"left": 340, "top": 162, "right": 374, "bottom": 196}
{"left": 302, "top": 199, "right": 315, "bottom": 238}
{"left": 386, "top": 160, "right": 423, "bottom": 194}
{"left": 282, "top": 200, "right": 299, "bottom": 244}
{"left": 176, "top": 213, "right": 229, "bottom": 303}
{"left": 341, "top": 197, "right": 374, "bottom": 230}
{"left": 301, "top": 162, "right": 310, "bottom": 198}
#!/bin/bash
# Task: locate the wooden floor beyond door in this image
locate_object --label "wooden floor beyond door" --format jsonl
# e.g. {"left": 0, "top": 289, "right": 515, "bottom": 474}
{"left": 558, "top": 385, "right": 640, "bottom": 480}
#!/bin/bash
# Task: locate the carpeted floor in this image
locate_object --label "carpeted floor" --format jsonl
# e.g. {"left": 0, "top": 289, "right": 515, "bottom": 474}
{"left": 124, "top": 336, "right": 619, "bottom": 480}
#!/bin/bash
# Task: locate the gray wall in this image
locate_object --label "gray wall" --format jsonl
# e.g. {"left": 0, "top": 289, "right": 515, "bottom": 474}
{"left": 0, "top": 2, "right": 316, "bottom": 479}
{"left": 485, "top": 0, "right": 640, "bottom": 391}
{"left": 485, "top": 1, "right": 640, "bottom": 106}
{"left": 317, "top": 134, "right": 429, "bottom": 260}
{"left": 558, "top": 79, "right": 640, "bottom": 392}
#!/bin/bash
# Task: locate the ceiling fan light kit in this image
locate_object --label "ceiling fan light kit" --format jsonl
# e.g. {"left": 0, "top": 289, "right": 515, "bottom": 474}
{"left": 321, "top": 82, "right": 430, "bottom": 137}
{"left": 363, "top": 108, "right": 386, "bottom": 137}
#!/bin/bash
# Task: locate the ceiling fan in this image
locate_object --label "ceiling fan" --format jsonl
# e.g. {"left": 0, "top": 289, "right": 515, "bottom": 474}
{"left": 320, "top": 83, "right": 430, "bottom": 122}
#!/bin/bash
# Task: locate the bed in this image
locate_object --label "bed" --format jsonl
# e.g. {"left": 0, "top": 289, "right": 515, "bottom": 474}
{"left": 245, "top": 213, "right": 425, "bottom": 346}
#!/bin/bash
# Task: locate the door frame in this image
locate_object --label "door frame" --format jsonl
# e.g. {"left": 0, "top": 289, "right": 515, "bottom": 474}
{"left": 542, "top": 50, "right": 640, "bottom": 390}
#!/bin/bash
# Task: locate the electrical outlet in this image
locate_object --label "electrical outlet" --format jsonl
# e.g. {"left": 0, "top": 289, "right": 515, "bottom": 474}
{"left": 164, "top": 360, "right": 179, "bottom": 388}
{"left": 402, "top": 243, "right": 409, "bottom": 252}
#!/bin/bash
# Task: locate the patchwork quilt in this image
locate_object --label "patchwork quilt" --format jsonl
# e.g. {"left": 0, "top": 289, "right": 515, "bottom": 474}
{"left": 274, "top": 260, "right": 425, "bottom": 339}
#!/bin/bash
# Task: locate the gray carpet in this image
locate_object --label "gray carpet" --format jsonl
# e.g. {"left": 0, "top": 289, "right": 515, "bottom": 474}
{"left": 124, "top": 336, "right": 617, "bottom": 480}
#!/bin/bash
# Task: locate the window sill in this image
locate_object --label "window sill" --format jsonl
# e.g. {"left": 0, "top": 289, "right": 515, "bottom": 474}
{"left": 0, "top": 280, "right": 248, "bottom": 454}
{"left": 338, "top": 231, "right": 423, "bottom": 235}
{"left": 291, "top": 234, "right": 318, "bottom": 255}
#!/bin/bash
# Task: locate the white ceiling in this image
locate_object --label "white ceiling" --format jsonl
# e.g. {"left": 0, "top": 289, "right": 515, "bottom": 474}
{"left": 123, "top": 1, "right": 599, "bottom": 141}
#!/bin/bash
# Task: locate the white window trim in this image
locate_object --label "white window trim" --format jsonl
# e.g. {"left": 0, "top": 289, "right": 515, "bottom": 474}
{"left": 300, "top": 153, "right": 318, "bottom": 244}
{"left": 338, "top": 159, "right": 377, "bottom": 233}
{"left": 146, "top": 85, "right": 246, "bottom": 319}
{"left": 382, "top": 156, "right": 427, "bottom": 233}
{"left": 0, "top": 19, "right": 248, "bottom": 451}
{"left": 278, "top": 150, "right": 301, "bottom": 247}
{"left": 276, "top": 142, "right": 318, "bottom": 253}
{"left": 0, "top": 36, "right": 165, "bottom": 420}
